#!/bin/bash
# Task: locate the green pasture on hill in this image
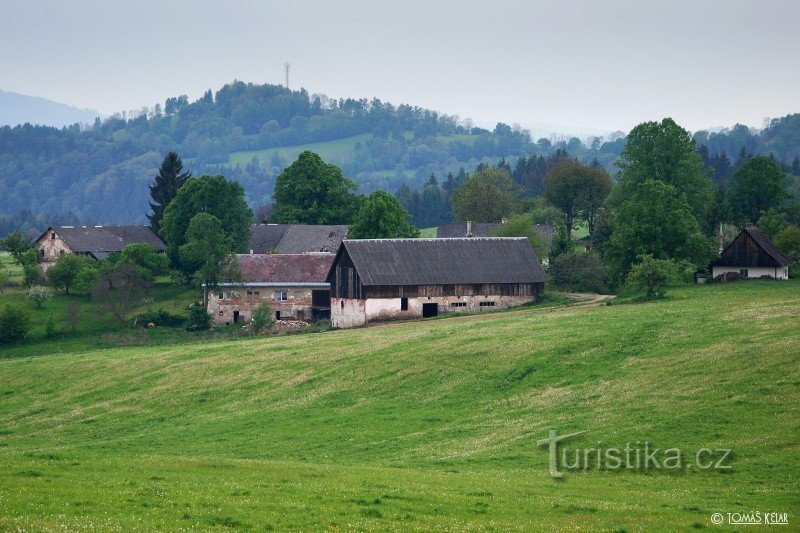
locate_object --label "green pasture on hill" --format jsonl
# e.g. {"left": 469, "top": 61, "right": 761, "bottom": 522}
{"left": 0, "top": 281, "right": 798, "bottom": 530}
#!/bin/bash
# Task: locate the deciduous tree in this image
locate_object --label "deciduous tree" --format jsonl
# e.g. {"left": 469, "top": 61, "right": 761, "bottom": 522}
{"left": 349, "top": 191, "right": 419, "bottom": 239}
{"left": 727, "top": 156, "right": 788, "bottom": 224}
{"left": 451, "top": 167, "right": 519, "bottom": 223}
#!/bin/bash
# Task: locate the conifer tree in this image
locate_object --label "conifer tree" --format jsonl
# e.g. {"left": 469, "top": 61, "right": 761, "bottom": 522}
{"left": 147, "top": 152, "right": 191, "bottom": 232}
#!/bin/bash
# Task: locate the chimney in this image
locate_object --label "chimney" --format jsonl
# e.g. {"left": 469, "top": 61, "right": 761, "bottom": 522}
{"left": 466, "top": 221, "right": 473, "bottom": 237}
{"left": 718, "top": 224, "right": 724, "bottom": 255}
{"left": 249, "top": 249, "right": 254, "bottom": 255}
{"left": 501, "top": 217, "right": 508, "bottom": 225}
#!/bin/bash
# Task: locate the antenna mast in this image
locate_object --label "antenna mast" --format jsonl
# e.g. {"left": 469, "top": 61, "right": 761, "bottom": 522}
{"left": 284, "top": 62, "right": 290, "bottom": 89}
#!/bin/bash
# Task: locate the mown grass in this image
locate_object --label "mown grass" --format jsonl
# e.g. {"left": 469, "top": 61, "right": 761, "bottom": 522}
{"left": 0, "top": 281, "right": 798, "bottom": 530}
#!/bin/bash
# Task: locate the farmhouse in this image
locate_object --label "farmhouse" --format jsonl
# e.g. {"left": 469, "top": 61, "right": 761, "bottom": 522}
{"left": 327, "top": 237, "right": 547, "bottom": 328}
{"left": 207, "top": 253, "right": 334, "bottom": 325}
{"left": 711, "top": 224, "right": 790, "bottom": 279}
{"left": 34, "top": 225, "right": 166, "bottom": 272}
{"left": 437, "top": 221, "right": 554, "bottom": 248}
{"left": 249, "top": 223, "right": 348, "bottom": 254}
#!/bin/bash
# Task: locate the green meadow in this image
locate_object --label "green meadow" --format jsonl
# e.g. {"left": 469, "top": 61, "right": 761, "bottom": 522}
{"left": 0, "top": 281, "right": 798, "bottom": 530}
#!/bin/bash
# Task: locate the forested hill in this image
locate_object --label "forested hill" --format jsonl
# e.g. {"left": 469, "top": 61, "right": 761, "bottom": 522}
{"left": 0, "top": 80, "right": 799, "bottom": 229}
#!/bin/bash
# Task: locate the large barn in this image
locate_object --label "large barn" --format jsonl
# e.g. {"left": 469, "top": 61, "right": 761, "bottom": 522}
{"left": 207, "top": 253, "right": 334, "bottom": 325}
{"left": 327, "top": 238, "right": 547, "bottom": 328}
{"left": 34, "top": 225, "right": 166, "bottom": 272}
{"left": 711, "top": 224, "right": 790, "bottom": 279}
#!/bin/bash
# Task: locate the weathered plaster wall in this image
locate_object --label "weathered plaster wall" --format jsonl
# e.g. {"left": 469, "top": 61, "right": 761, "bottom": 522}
{"left": 35, "top": 232, "right": 72, "bottom": 272}
{"left": 712, "top": 266, "right": 788, "bottom": 279}
{"left": 208, "top": 286, "right": 318, "bottom": 325}
{"left": 333, "top": 294, "right": 535, "bottom": 328}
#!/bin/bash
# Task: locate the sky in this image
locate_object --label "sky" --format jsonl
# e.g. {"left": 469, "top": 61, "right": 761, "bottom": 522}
{"left": 1, "top": 0, "right": 798, "bottom": 134}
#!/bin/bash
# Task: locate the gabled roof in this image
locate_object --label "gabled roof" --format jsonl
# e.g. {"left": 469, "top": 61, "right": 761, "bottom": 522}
{"left": 437, "top": 222, "right": 554, "bottom": 247}
{"left": 331, "top": 237, "right": 547, "bottom": 286}
{"left": 249, "top": 224, "right": 349, "bottom": 254}
{"left": 37, "top": 226, "right": 166, "bottom": 254}
{"left": 236, "top": 253, "right": 334, "bottom": 284}
{"left": 711, "top": 225, "right": 790, "bottom": 267}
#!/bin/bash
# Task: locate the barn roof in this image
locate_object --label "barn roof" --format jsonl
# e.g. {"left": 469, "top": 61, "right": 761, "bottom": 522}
{"left": 236, "top": 253, "right": 335, "bottom": 284}
{"left": 333, "top": 237, "right": 547, "bottom": 286}
{"left": 437, "top": 222, "right": 554, "bottom": 247}
{"left": 249, "top": 224, "right": 348, "bottom": 254}
{"left": 712, "top": 225, "right": 790, "bottom": 267}
{"left": 38, "top": 226, "right": 166, "bottom": 254}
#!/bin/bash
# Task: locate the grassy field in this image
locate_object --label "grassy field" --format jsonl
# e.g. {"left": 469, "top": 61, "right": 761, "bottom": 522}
{"left": 228, "top": 132, "right": 476, "bottom": 169}
{"left": 418, "top": 227, "right": 437, "bottom": 238}
{"left": 0, "top": 281, "right": 798, "bottom": 530}
{"left": 0, "top": 251, "right": 23, "bottom": 282}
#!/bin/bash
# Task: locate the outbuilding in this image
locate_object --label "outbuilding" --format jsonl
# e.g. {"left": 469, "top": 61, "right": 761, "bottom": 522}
{"left": 327, "top": 237, "right": 547, "bottom": 328}
{"left": 207, "top": 253, "right": 334, "bottom": 325}
{"left": 710, "top": 224, "right": 790, "bottom": 280}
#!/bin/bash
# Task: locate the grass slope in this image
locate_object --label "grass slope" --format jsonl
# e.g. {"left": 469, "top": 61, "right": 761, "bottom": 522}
{"left": 0, "top": 281, "right": 798, "bottom": 530}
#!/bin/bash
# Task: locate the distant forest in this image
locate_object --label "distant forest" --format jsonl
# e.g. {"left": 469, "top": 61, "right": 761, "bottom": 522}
{"left": 0, "top": 81, "right": 799, "bottom": 235}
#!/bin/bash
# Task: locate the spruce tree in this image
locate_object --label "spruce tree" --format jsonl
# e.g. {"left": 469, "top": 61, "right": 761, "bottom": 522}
{"left": 147, "top": 152, "right": 191, "bottom": 232}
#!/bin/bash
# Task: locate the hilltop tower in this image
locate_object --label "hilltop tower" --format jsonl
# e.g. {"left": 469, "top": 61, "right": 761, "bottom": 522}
{"left": 284, "top": 62, "right": 290, "bottom": 89}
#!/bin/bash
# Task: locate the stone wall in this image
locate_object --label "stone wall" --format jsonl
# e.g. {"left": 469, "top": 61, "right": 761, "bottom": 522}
{"left": 208, "top": 286, "right": 319, "bottom": 325}
{"left": 332, "top": 294, "right": 535, "bottom": 328}
{"left": 35, "top": 231, "right": 73, "bottom": 273}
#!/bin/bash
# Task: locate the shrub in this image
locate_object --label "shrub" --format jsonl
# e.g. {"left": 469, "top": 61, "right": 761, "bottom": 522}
{"left": 548, "top": 250, "right": 608, "bottom": 293}
{"left": 48, "top": 254, "right": 96, "bottom": 294}
{"left": 26, "top": 285, "right": 53, "bottom": 309}
{"left": 625, "top": 255, "right": 679, "bottom": 299}
{"left": 186, "top": 305, "right": 211, "bottom": 331}
{"left": 0, "top": 269, "right": 8, "bottom": 292}
{"left": 250, "top": 303, "right": 276, "bottom": 335}
{"left": 45, "top": 314, "right": 58, "bottom": 338}
{"left": 0, "top": 303, "right": 32, "bottom": 344}
{"left": 135, "top": 309, "right": 186, "bottom": 328}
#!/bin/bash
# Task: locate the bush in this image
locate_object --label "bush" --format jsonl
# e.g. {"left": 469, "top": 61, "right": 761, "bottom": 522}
{"left": 250, "top": 303, "right": 276, "bottom": 335}
{"left": 186, "top": 305, "right": 211, "bottom": 331}
{"left": 0, "top": 269, "right": 8, "bottom": 292}
{"left": 625, "top": 255, "right": 679, "bottom": 299}
{"left": 135, "top": 309, "right": 187, "bottom": 328}
{"left": 548, "top": 250, "right": 608, "bottom": 293}
{"left": 0, "top": 303, "right": 32, "bottom": 344}
{"left": 45, "top": 314, "right": 59, "bottom": 338}
{"left": 26, "top": 285, "right": 53, "bottom": 309}
{"left": 48, "top": 254, "right": 95, "bottom": 294}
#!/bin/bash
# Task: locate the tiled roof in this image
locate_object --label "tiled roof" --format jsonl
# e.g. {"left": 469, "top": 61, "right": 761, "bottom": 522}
{"left": 249, "top": 224, "right": 348, "bottom": 254}
{"left": 334, "top": 237, "right": 547, "bottom": 286}
{"left": 236, "top": 253, "right": 335, "bottom": 284}
{"left": 39, "top": 226, "right": 166, "bottom": 253}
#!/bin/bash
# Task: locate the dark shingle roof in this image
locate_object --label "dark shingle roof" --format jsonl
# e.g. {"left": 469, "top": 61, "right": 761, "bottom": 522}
{"left": 236, "top": 254, "right": 334, "bottom": 284}
{"left": 41, "top": 226, "right": 166, "bottom": 254}
{"left": 743, "top": 225, "right": 790, "bottom": 266}
{"left": 335, "top": 237, "right": 547, "bottom": 286}
{"left": 711, "top": 225, "right": 790, "bottom": 267}
{"left": 249, "top": 224, "right": 348, "bottom": 254}
{"left": 437, "top": 222, "right": 554, "bottom": 247}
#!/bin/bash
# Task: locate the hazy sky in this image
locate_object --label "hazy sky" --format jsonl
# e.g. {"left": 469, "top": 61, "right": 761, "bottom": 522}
{"left": 1, "top": 0, "right": 798, "bottom": 133}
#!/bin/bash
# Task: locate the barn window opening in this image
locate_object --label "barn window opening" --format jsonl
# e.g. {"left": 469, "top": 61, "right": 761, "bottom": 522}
{"left": 254, "top": 291, "right": 260, "bottom": 296}
{"left": 739, "top": 269, "right": 748, "bottom": 277}
{"left": 341, "top": 300, "right": 344, "bottom": 309}
{"left": 275, "top": 291, "right": 288, "bottom": 301}
{"left": 450, "top": 302, "right": 467, "bottom": 308}
{"left": 247, "top": 291, "right": 253, "bottom": 296}
{"left": 218, "top": 311, "right": 223, "bottom": 316}
{"left": 51, "top": 232, "right": 55, "bottom": 239}
{"left": 217, "top": 293, "right": 223, "bottom": 300}
{"left": 401, "top": 297, "right": 408, "bottom": 311}
{"left": 479, "top": 301, "right": 496, "bottom": 307}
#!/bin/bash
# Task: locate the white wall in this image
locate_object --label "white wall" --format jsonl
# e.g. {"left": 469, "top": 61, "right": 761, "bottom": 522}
{"left": 712, "top": 266, "right": 788, "bottom": 279}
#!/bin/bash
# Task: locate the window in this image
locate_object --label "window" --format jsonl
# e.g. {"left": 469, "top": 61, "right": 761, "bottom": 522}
{"left": 246, "top": 291, "right": 253, "bottom": 296}
{"left": 51, "top": 232, "right": 55, "bottom": 240}
{"left": 59, "top": 250, "right": 65, "bottom": 256}
{"left": 400, "top": 297, "right": 408, "bottom": 311}
{"left": 225, "top": 292, "right": 232, "bottom": 299}
{"left": 739, "top": 269, "right": 749, "bottom": 277}
{"left": 254, "top": 291, "right": 260, "bottom": 296}
{"left": 218, "top": 311, "right": 223, "bottom": 316}
{"left": 341, "top": 300, "right": 345, "bottom": 309}
{"left": 450, "top": 302, "right": 467, "bottom": 308}
{"left": 275, "top": 291, "right": 288, "bottom": 301}
{"left": 217, "top": 293, "right": 223, "bottom": 300}
{"left": 479, "top": 301, "right": 496, "bottom": 307}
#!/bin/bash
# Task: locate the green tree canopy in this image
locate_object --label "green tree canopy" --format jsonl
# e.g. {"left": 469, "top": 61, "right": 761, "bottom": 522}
{"left": 118, "top": 243, "right": 170, "bottom": 281}
{"left": 0, "top": 231, "right": 32, "bottom": 263}
{"left": 727, "top": 156, "right": 788, "bottom": 224}
{"left": 625, "top": 254, "right": 680, "bottom": 300}
{"left": 349, "top": 190, "right": 419, "bottom": 239}
{"left": 450, "top": 167, "right": 519, "bottom": 223}
{"left": 605, "top": 179, "right": 715, "bottom": 285}
{"left": 47, "top": 254, "right": 97, "bottom": 294}
{"left": 544, "top": 161, "right": 611, "bottom": 235}
{"left": 160, "top": 174, "right": 253, "bottom": 274}
{"left": 178, "top": 213, "right": 241, "bottom": 292}
{"left": 270, "top": 151, "right": 361, "bottom": 224}
{"left": 148, "top": 151, "right": 192, "bottom": 232}
{"left": 0, "top": 303, "right": 32, "bottom": 344}
{"left": 612, "top": 118, "right": 713, "bottom": 224}
{"left": 488, "top": 213, "right": 548, "bottom": 259}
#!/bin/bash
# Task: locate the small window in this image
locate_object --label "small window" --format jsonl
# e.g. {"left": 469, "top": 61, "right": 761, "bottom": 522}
{"left": 450, "top": 302, "right": 467, "bottom": 308}
{"left": 479, "top": 301, "right": 496, "bottom": 307}
{"left": 341, "top": 300, "right": 345, "bottom": 309}
{"left": 254, "top": 291, "right": 260, "bottom": 296}
{"left": 275, "top": 291, "right": 288, "bottom": 301}
{"left": 400, "top": 297, "right": 408, "bottom": 311}
{"left": 51, "top": 232, "right": 55, "bottom": 240}
{"left": 739, "top": 269, "right": 748, "bottom": 277}
{"left": 39, "top": 249, "right": 44, "bottom": 258}
{"left": 247, "top": 290, "right": 253, "bottom": 296}
{"left": 225, "top": 292, "right": 232, "bottom": 299}
{"left": 217, "top": 293, "right": 223, "bottom": 300}
{"left": 218, "top": 311, "right": 223, "bottom": 316}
